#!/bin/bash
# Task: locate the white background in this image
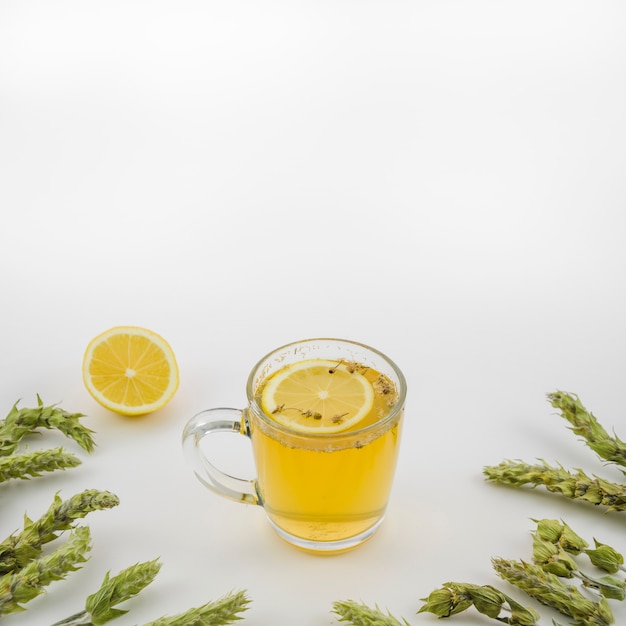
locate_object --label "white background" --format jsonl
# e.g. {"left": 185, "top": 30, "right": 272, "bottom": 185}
{"left": 1, "top": 1, "right": 626, "bottom": 624}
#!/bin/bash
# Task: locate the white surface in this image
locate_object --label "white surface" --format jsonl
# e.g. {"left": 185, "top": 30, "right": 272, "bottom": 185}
{"left": 1, "top": 1, "right": 626, "bottom": 624}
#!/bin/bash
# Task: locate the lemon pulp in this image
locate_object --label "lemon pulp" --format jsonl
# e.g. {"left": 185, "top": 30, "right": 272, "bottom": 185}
{"left": 82, "top": 326, "right": 179, "bottom": 416}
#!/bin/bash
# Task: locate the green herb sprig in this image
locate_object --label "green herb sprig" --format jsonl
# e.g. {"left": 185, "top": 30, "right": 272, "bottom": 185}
{"left": 0, "top": 398, "right": 96, "bottom": 486}
{"left": 49, "top": 568, "right": 249, "bottom": 626}
{"left": 142, "top": 589, "right": 251, "bottom": 626}
{"left": 1, "top": 398, "right": 250, "bottom": 625}
{"left": 418, "top": 519, "right": 626, "bottom": 625}
{"left": 332, "top": 599, "right": 410, "bottom": 625}
{"left": 0, "top": 447, "right": 81, "bottom": 482}
{"left": 484, "top": 392, "right": 626, "bottom": 512}
{"left": 51, "top": 558, "right": 162, "bottom": 626}
{"left": 0, "top": 526, "right": 92, "bottom": 614}
{"left": 0, "top": 397, "right": 95, "bottom": 456}
{"left": 418, "top": 582, "right": 540, "bottom": 624}
{"left": 548, "top": 391, "right": 626, "bottom": 473}
{"left": 0, "top": 489, "right": 120, "bottom": 575}
{"left": 530, "top": 519, "right": 626, "bottom": 601}
{"left": 484, "top": 461, "right": 626, "bottom": 512}
{"left": 492, "top": 558, "right": 614, "bottom": 626}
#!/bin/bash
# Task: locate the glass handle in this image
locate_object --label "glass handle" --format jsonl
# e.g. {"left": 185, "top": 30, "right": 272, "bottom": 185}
{"left": 182, "top": 408, "right": 260, "bottom": 505}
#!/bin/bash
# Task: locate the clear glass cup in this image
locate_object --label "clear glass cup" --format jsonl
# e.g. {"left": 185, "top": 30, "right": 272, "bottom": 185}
{"left": 182, "top": 338, "right": 407, "bottom": 554}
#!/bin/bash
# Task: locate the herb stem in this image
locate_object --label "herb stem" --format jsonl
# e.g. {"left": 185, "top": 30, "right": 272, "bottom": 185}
{"left": 50, "top": 610, "right": 91, "bottom": 626}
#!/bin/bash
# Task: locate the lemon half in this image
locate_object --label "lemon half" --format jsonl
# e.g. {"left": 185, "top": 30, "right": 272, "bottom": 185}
{"left": 260, "top": 359, "right": 374, "bottom": 434}
{"left": 82, "top": 326, "right": 179, "bottom": 416}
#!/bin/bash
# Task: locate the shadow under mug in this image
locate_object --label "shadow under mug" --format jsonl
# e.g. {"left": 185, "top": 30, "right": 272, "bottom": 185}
{"left": 182, "top": 338, "right": 407, "bottom": 554}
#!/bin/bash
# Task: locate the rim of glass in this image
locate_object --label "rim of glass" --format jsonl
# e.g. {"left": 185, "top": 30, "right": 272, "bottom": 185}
{"left": 245, "top": 337, "right": 407, "bottom": 439}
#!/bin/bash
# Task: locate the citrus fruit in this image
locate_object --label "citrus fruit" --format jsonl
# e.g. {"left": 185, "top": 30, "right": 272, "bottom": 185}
{"left": 260, "top": 359, "right": 374, "bottom": 434}
{"left": 82, "top": 326, "right": 179, "bottom": 416}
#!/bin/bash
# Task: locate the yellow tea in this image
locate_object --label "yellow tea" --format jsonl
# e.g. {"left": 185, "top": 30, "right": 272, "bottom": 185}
{"left": 249, "top": 359, "right": 402, "bottom": 547}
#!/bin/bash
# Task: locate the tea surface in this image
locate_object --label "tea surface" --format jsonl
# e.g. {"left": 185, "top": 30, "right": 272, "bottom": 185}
{"left": 259, "top": 358, "right": 398, "bottom": 434}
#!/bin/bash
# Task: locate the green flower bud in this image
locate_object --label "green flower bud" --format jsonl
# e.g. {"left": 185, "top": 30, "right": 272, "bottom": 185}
{"left": 542, "top": 555, "right": 577, "bottom": 578}
{"left": 559, "top": 521, "right": 588, "bottom": 554}
{"left": 533, "top": 519, "right": 563, "bottom": 543}
{"left": 533, "top": 536, "right": 560, "bottom": 564}
{"left": 559, "top": 474, "right": 578, "bottom": 498}
{"left": 418, "top": 587, "right": 456, "bottom": 618}
{"left": 468, "top": 586, "right": 505, "bottom": 618}
{"left": 509, "top": 606, "right": 541, "bottom": 626}
{"left": 597, "top": 596, "right": 616, "bottom": 624}
{"left": 505, "top": 596, "right": 540, "bottom": 626}
{"left": 585, "top": 540, "right": 624, "bottom": 573}
{"left": 445, "top": 583, "right": 476, "bottom": 615}
{"left": 533, "top": 537, "right": 578, "bottom": 576}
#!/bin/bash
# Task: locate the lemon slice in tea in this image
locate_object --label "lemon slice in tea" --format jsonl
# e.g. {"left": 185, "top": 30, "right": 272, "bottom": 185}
{"left": 260, "top": 359, "right": 375, "bottom": 434}
{"left": 82, "top": 326, "right": 179, "bottom": 416}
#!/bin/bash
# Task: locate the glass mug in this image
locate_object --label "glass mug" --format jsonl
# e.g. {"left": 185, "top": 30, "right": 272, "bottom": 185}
{"left": 182, "top": 338, "right": 407, "bottom": 554}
